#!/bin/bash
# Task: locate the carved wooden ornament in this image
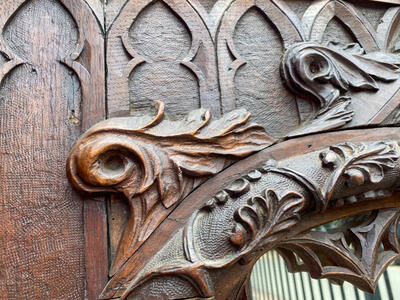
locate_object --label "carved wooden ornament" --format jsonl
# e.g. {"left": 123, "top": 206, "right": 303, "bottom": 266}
{"left": 66, "top": 0, "right": 400, "bottom": 299}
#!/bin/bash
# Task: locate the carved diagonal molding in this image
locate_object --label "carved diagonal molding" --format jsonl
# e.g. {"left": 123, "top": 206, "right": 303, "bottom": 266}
{"left": 68, "top": 121, "right": 400, "bottom": 299}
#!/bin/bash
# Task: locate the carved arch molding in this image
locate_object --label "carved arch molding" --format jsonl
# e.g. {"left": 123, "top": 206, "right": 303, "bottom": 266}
{"left": 53, "top": 0, "right": 400, "bottom": 299}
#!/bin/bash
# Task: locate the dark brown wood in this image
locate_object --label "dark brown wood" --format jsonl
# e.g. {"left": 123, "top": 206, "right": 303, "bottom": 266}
{"left": 0, "top": 0, "right": 105, "bottom": 299}
{"left": 99, "top": 126, "right": 400, "bottom": 297}
{"left": 2, "top": 0, "right": 400, "bottom": 299}
{"left": 67, "top": 101, "right": 273, "bottom": 278}
{"left": 71, "top": 1, "right": 400, "bottom": 299}
{"left": 84, "top": 198, "right": 108, "bottom": 300}
{"left": 68, "top": 122, "right": 400, "bottom": 298}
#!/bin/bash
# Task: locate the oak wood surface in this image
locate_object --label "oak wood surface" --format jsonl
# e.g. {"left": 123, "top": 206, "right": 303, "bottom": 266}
{"left": 100, "top": 127, "right": 400, "bottom": 294}
{"left": 1, "top": 0, "right": 400, "bottom": 299}
{"left": 0, "top": 0, "right": 105, "bottom": 299}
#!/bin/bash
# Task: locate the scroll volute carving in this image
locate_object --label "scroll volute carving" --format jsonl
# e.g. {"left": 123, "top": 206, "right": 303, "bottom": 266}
{"left": 214, "top": 0, "right": 400, "bottom": 139}
{"left": 277, "top": 0, "right": 400, "bottom": 136}
{"left": 67, "top": 101, "right": 273, "bottom": 276}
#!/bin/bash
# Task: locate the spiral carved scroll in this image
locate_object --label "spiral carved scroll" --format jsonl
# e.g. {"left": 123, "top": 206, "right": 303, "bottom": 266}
{"left": 67, "top": 101, "right": 273, "bottom": 278}
{"left": 87, "top": 133, "right": 400, "bottom": 299}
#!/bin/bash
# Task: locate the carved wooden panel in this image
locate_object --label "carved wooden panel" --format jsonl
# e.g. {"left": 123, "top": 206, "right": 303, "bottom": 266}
{"left": 2, "top": 0, "right": 400, "bottom": 300}
{"left": 81, "top": 0, "right": 400, "bottom": 299}
{"left": 105, "top": 0, "right": 400, "bottom": 137}
{"left": 0, "top": 0, "right": 105, "bottom": 299}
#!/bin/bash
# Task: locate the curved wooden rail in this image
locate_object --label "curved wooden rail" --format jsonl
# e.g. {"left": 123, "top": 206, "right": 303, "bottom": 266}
{"left": 68, "top": 124, "right": 400, "bottom": 299}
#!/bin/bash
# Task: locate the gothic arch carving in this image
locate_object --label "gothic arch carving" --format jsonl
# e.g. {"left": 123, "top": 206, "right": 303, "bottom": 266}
{"left": 106, "top": 0, "right": 219, "bottom": 117}
{"left": 0, "top": 0, "right": 105, "bottom": 299}
{"left": 66, "top": 1, "right": 400, "bottom": 299}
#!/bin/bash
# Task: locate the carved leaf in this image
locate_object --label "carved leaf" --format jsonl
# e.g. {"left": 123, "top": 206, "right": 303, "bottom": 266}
{"left": 321, "top": 141, "right": 400, "bottom": 205}
{"left": 282, "top": 42, "right": 399, "bottom": 109}
{"left": 289, "top": 99, "right": 354, "bottom": 137}
{"left": 67, "top": 100, "right": 273, "bottom": 275}
{"left": 277, "top": 209, "right": 400, "bottom": 293}
{"left": 230, "top": 190, "right": 305, "bottom": 249}
{"left": 69, "top": 101, "right": 272, "bottom": 202}
{"left": 96, "top": 138, "right": 400, "bottom": 299}
{"left": 282, "top": 42, "right": 399, "bottom": 135}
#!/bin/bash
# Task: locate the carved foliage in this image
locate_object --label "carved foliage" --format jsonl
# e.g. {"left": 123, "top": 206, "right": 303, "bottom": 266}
{"left": 230, "top": 190, "right": 305, "bottom": 250}
{"left": 63, "top": 0, "right": 400, "bottom": 298}
{"left": 183, "top": 165, "right": 306, "bottom": 269}
{"left": 67, "top": 101, "right": 273, "bottom": 276}
{"left": 114, "top": 140, "right": 400, "bottom": 298}
{"left": 68, "top": 100, "right": 272, "bottom": 202}
{"left": 106, "top": 0, "right": 400, "bottom": 137}
{"left": 320, "top": 141, "right": 400, "bottom": 206}
{"left": 282, "top": 42, "right": 399, "bottom": 136}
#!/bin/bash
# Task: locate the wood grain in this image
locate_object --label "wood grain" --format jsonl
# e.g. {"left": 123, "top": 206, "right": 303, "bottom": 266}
{"left": 96, "top": 1, "right": 400, "bottom": 299}
{"left": 1, "top": 0, "right": 399, "bottom": 299}
{"left": 68, "top": 125, "right": 400, "bottom": 299}
{"left": 0, "top": 0, "right": 105, "bottom": 299}
{"left": 67, "top": 101, "right": 273, "bottom": 280}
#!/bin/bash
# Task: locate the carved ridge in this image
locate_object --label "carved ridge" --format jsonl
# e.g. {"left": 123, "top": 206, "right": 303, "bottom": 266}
{"left": 277, "top": 208, "right": 400, "bottom": 293}
{"left": 62, "top": 1, "right": 400, "bottom": 298}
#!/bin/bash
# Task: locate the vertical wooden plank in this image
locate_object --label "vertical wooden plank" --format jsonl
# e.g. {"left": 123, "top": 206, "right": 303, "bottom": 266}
{"left": 69, "top": 1, "right": 108, "bottom": 299}
{"left": 0, "top": 0, "right": 106, "bottom": 299}
{"left": 84, "top": 197, "right": 108, "bottom": 300}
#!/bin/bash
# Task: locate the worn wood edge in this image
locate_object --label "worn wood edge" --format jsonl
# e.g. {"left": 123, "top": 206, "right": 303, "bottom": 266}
{"left": 78, "top": 0, "right": 107, "bottom": 296}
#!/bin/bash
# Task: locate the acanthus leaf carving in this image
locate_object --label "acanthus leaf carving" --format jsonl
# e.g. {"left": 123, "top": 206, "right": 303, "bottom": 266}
{"left": 282, "top": 42, "right": 400, "bottom": 136}
{"left": 229, "top": 190, "right": 305, "bottom": 249}
{"left": 320, "top": 141, "right": 400, "bottom": 207}
{"left": 67, "top": 100, "right": 273, "bottom": 276}
{"left": 62, "top": 1, "right": 400, "bottom": 298}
